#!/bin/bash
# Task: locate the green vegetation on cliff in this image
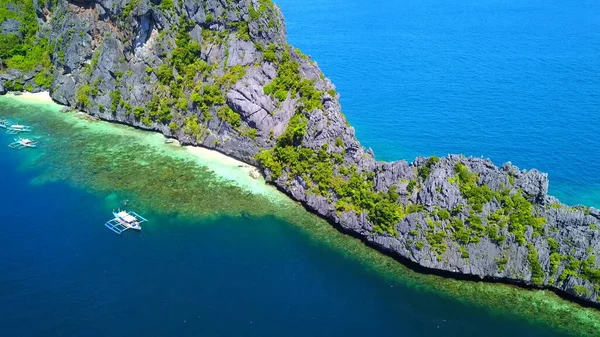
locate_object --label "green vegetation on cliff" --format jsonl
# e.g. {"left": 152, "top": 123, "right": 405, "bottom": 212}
{"left": 263, "top": 46, "right": 323, "bottom": 112}
{"left": 527, "top": 243, "right": 545, "bottom": 285}
{"left": 0, "top": 0, "right": 53, "bottom": 84}
{"left": 453, "top": 163, "right": 546, "bottom": 245}
{"left": 257, "top": 105, "right": 405, "bottom": 235}
{"left": 135, "top": 13, "right": 252, "bottom": 133}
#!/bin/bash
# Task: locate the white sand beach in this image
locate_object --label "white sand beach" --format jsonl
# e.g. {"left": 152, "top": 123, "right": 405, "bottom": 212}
{"left": 5, "top": 91, "right": 55, "bottom": 104}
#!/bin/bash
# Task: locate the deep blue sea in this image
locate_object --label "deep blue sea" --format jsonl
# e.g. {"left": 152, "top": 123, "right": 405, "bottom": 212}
{"left": 277, "top": 0, "right": 600, "bottom": 207}
{"left": 1, "top": 0, "right": 600, "bottom": 336}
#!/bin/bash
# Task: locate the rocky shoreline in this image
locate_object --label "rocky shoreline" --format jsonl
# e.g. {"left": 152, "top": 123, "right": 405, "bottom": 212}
{"left": 1, "top": 0, "right": 599, "bottom": 306}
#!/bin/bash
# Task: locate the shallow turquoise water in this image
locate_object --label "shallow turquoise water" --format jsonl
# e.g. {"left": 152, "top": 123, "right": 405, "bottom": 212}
{"left": 276, "top": 0, "right": 600, "bottom": 207}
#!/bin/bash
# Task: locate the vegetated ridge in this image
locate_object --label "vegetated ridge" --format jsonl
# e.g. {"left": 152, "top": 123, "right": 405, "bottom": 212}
{"left": 1, "top": 0, "right": 599, "bottom": 306}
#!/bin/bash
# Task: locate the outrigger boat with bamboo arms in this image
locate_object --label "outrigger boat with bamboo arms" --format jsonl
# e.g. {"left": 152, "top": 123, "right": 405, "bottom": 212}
{"left": 6, "top": 123, "right": 32, "bottom": 134}
{"left": 105, "top": 209, "right": 148, "bottom": 234}
{"left": 8, "top": 137, "right": 37, "bottom": 150}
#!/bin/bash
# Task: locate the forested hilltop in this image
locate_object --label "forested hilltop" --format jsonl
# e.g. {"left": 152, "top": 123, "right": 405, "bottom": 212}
{"left": 1, "top": 0, "right": 599, "bottom": 306}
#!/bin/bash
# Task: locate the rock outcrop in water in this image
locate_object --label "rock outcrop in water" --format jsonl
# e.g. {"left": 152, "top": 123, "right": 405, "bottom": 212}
{"left": 1, "top": 0, "right": 599, "bottom": 306}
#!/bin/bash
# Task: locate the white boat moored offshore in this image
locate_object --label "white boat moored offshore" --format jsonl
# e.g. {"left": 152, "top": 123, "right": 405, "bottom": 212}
{"left": 104, "top": 209, "right": 148, "bottom": 234}
{"left": 8, "top": 137, "right": 38, "bottom": 150}
{"left": 6, "top": 124, "right": 32, "bottom": 134}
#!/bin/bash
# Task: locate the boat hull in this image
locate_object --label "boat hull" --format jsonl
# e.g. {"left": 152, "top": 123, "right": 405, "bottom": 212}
{"left": 113, "top": 212, "right": 142, "bottom": 230}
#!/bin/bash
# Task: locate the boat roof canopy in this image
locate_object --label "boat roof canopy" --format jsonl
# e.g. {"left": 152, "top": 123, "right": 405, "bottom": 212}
{"left": 117, "top": 211, "right": 137, "bottom": 222}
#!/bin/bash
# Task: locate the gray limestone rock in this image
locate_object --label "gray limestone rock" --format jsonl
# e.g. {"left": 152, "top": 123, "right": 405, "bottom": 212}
{"left": 1, "top": 18, "right": 22, "bottom": 37}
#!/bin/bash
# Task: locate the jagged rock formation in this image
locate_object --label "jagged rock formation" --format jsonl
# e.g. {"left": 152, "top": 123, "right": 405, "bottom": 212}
{"left": 1, "top": 0, "right": 599, "bottom": 306}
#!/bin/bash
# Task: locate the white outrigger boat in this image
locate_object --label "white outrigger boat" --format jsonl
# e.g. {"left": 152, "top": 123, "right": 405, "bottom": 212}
{"left": 105, "top": 210, "right": 148, "bottom": 234}
{"left": 8, "top": 137, "right": 38, "bottom": 150}
{"left": 7, "top": 124, "right": 32, "bottom": 134}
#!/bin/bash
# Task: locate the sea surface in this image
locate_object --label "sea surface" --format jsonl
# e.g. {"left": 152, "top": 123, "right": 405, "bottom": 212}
{"left": 2, "top": 0, "right": 600, "bottom": 336}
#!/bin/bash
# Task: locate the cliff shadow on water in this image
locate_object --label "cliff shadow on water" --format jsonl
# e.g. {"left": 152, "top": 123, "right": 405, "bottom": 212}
{"left": 1, "top": 95, "right": 600, "bottom": 336}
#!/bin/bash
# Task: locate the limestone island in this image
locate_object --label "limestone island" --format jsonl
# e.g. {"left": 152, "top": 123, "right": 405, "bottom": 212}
{"left": 1, "top": 0, "right": 599, "bottom": 307}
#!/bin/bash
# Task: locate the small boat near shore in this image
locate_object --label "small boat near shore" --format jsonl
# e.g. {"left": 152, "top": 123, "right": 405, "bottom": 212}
{"left": 8, "top": 137, "right": 38, "bottom": 150}
{"left": 6, "top": 123, "right": 32, "bottom": 134}
{"left": 104, "top": 209, "right": 148, "bottom": 234}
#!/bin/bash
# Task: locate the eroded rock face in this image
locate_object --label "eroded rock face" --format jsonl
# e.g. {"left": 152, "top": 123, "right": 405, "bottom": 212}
{"left": 1, "top": 18, "right": 22, "bottom": 36}
{"left": 38, "top": 0, "right": 293, "bottom": 163}
{"left": 1, "top": 0, "right": 599, "bottom": 306}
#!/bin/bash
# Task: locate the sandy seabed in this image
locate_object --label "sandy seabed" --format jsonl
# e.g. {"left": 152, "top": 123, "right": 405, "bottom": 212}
{"left": 2, "top": 91, "right": 279, "bottom": 200}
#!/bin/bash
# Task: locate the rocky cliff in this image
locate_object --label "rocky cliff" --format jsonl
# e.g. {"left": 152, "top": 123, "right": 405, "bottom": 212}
{"left": 1, "top": 0, "right": 599, "bottom": 306}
